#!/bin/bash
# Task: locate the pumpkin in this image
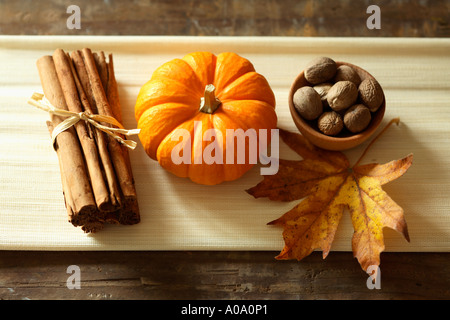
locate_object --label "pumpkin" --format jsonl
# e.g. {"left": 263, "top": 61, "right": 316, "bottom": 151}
{"left": 135, "top": 52, "right": 277, "bottom": 185}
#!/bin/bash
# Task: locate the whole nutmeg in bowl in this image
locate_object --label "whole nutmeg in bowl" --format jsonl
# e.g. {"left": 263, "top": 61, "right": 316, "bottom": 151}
{"left": 304, "top": 57, "right": 337, "bottom": 85}
{"left": 327, "top": 80, "right": 358, "bottom": 112}
{"left": 292, "top": 86, "right": 323, "bottom": 120}
{"left": 289, "top": 57, "right": 385, "bottom": 151}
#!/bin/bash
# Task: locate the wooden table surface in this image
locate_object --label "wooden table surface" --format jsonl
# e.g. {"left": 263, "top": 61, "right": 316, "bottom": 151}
{"left": 1, "top": 0, "right": 449, "bottom": 301}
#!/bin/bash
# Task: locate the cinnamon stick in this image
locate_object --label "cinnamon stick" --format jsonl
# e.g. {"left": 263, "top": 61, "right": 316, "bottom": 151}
{"left": 36, "top": 56, "right": 97, "bottom": 230}
{"left": 106, "top": 53, "right": 132, "bottom": 178}
{"left": 52, "top": 49, "right": 111, "bottom": 216}
{"left": 104, "top": 53, "right": 137, "bottom": 221}
{"left": 106, "top": 54, "right": 123, "bottom": 124}
{"left": 82, "top": 48, "right": 140, "bottom": 224}
{"left": 67, "top": 51, "right": 122, "bottom": 214}
{"left": 46, "top": 121, "right": 73, "bottom": 220}
{"left": 94, "top": 51, "right": 108, "bottom": 91}
{"left": 46, "top": 121, "right": 103, "bottom": 233}
{"left": 71, "top": 50, "right": 97, "bottom": 114}
{"left": 91, "top": 51, "right": 138, "bottom": 223}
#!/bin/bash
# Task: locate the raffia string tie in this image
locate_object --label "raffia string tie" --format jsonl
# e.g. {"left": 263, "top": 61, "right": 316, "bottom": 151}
{"left": 28, "top": 92, "right": 140, "bottom": 150}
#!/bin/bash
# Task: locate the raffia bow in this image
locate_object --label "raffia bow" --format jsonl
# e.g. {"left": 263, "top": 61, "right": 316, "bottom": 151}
{"left": 28, "top": 92, "right": 140, "bottom": 150}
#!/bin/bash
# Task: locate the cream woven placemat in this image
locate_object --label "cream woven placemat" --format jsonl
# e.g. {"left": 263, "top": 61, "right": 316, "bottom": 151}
{"left": 0, "top": 36, "right": 449, "bottom": 251}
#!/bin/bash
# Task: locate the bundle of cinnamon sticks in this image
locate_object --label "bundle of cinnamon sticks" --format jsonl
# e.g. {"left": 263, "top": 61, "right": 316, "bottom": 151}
{"left": 36, "top": 48, "right": 140, "bottom": 233}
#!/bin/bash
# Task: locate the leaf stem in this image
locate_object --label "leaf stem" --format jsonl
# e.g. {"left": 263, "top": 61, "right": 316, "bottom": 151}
{"left": 352, "top": 118, "right": 400, "bottom": 168}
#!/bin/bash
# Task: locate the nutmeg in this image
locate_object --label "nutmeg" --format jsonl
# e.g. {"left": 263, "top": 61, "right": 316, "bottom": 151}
{"left": 358, "top": 78, "right": 384, "bottom": 112}
{"left": 304, "top": 57, "right": 337, "bottom": 85}
{"left": 326, "top": 81, "right": 358, "bottom": 112}
{"left": 293, "top": 86, "right": 323, "bottom": 120}
{"left": 344, "top": 104, "right": 371, "bottom": 133}
{"left": 313, "top": 83, "right": 333, "bottom": 107}
{"left": 318, "top": 111, "right": 344, "bottom": 136}
{"left": 333, "top": 65, "right": 361, "bottom": 86}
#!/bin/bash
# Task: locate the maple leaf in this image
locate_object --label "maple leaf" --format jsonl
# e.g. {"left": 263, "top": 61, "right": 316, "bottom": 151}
{"left": 247, "top": 118, "right": 413, "bottom": 273}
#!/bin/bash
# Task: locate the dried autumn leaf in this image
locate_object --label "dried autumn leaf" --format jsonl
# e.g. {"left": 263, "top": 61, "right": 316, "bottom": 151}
{"left": 247, "top": 119, "right": 413, "bottom": 273}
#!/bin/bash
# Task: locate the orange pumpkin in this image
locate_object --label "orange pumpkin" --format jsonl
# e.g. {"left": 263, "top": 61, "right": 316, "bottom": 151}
{"left": 135, "top": 52, "right": 277, "bottom": 185}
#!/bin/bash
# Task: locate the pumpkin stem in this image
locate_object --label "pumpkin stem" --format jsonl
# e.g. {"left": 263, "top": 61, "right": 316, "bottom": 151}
{"left": 199, "top": 84, "right": 221, "bottom": 114}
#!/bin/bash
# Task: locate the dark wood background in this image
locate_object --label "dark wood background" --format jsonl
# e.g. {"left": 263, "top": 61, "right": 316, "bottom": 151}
{"left": 1, "top": 0, "right": 449, "bottom": 301}
{"left": 1, "top": 0, "right": 449, "bottom": 37}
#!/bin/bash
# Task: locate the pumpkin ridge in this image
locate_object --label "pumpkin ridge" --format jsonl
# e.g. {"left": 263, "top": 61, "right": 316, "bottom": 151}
{"left": 220, "top": 99, "right": 276, "bottom": 110}
{"left": 138, "top": 103, "right": 198, "bottom": 160}
{"left": 135, "top": 78, "right": 200, "bottom": 120}
{"left": 221, "top": 100, "right": 277, "bottom": 130}
{"left": 210, "top": 109, "right": 267, "bottom": 182}
{"left": 152, "top": 76, "right": 203, "bottom": 96}
{"left": 211, "top": 112, "right": 246, "bottom": 182}
{"left": 214, "top": 52, "right": 255, "bottom": 93}
{"left": 155, "top": 117, "right": 198, "bottom": 179}
{"left": 214, "top": 69, "right": 252, "bottom": 97}
{"left": 212, "top": 107, "right": 249, "bottom": 134}
{"left": 182, "top": 52, "right": 217, "bottom": 90}
{"left": 151, "top": 58, "right": 204, "bottom": 95}
{"left": 187, "top": 112, "right": 225, "bottom": 185}
{"left": 217, "top": 71, "right": 276, "bottom": 107}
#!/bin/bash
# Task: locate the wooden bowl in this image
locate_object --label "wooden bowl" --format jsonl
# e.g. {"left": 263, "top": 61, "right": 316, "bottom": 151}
{"left": 288, "top": 61, "right": 385, "bottom": 151}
